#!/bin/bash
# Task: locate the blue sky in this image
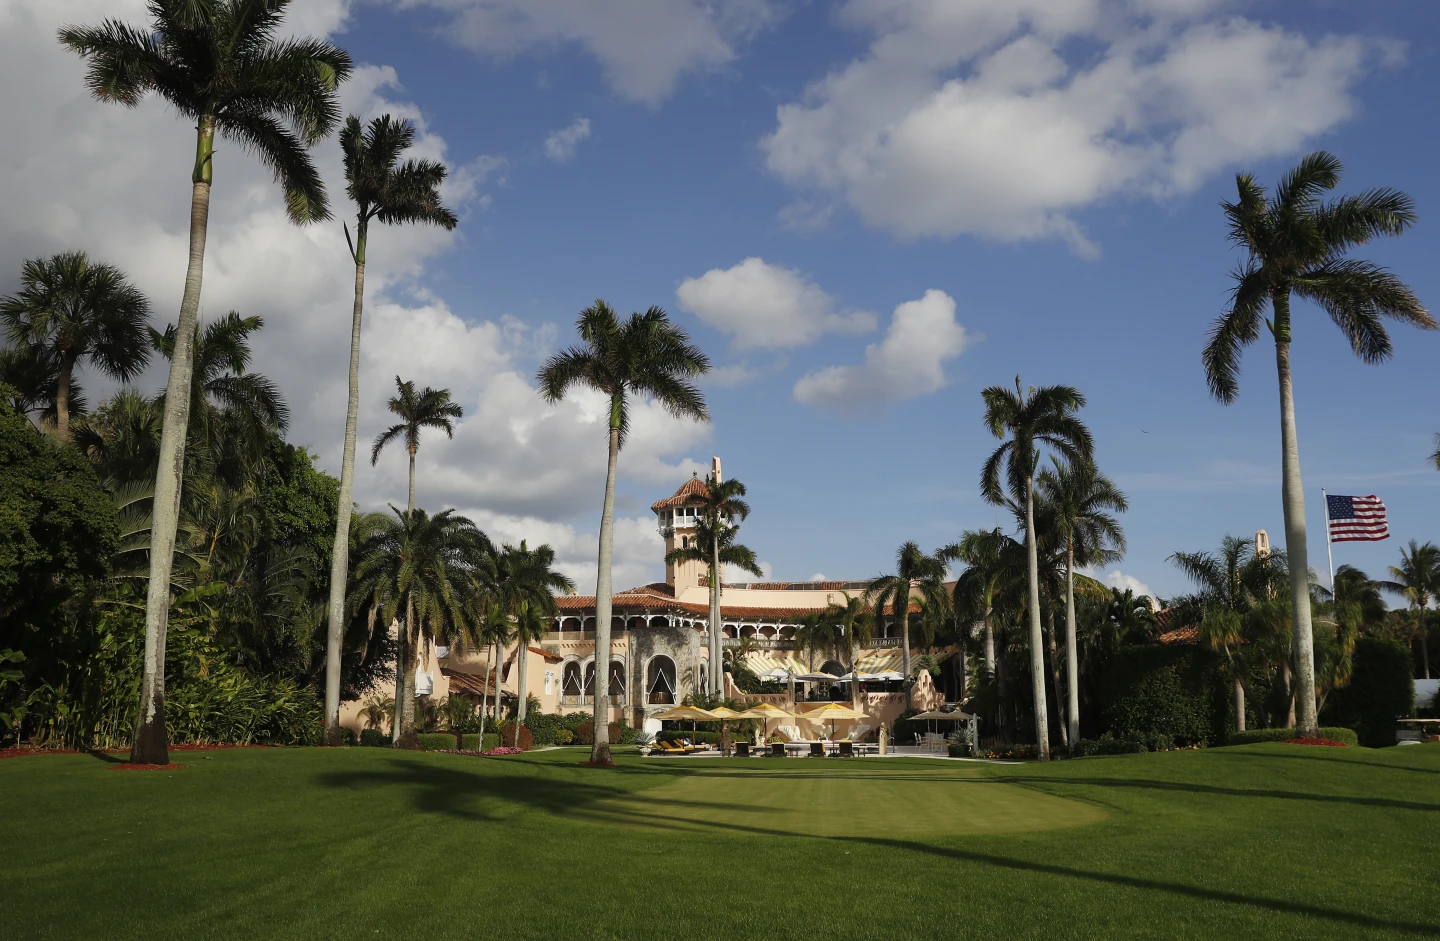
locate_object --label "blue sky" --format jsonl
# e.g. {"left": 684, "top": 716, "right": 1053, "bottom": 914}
{"left": 5, "top": 0, "right": 1439, "bottom": 599}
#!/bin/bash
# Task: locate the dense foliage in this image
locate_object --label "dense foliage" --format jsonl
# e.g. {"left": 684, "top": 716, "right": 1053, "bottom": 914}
{"left": 1322, "top": 637, "right": 1415, "bottom": 747}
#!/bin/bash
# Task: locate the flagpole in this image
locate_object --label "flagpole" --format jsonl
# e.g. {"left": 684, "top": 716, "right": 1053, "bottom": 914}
{"left": 1322, "top": 487, "right": 1335, "bottom": 590}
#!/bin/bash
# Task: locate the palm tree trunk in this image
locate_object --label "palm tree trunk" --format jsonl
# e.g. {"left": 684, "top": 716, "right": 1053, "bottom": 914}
{"left": 323, "top": 224, "right": 368, "bottom": 746}
{"left": 517, "top": 643, "right": 529, "bottom": 724}
{"left": 1281, "top": 658, "right": 1295, "bottom": 729}
{"left": 901, "top": 601, "right": 913, "bottom": 711}
{"left": 710, "top": 541, "right": 721, "bottom": 694}
{"left": 1273, "top": 292, "right": 1318, "bottom": 738}
{"left": 133, "top": 119, "right": 214, "bottom": 766}
{"left": 397, "top": 599, "right": 418, "bottom": 748}
{"left": 1234, "top": 676, "right": 1246, "bottom": 733}
{"left": 407, "top": 449, "right": 416, "bottom": 514}
{"left": 589, "top": 412, "right": 621, "bottom": 764}
{"left": 1024, "top": 476, "right": 1051, "bottom": 760}
{"left": 1065, "top": 542, "right": 1080, "bottom": 753}
{"left": 55, "top": 352, "right": 74, "bottom": 441}
{"left": 1420, "top": 616, "right": 1431, "bottom": 680}
{"left": 996, "top": 637, "right": 1010, "bottom": 743}
{"left": 1045, "top": 606, "right": 1068, "bottom": 752}
{"left": 390, "top": 616, "right": 406, "bottom": 745}
{"left": 983, "top": 602, "right": 995, "bottom": 681}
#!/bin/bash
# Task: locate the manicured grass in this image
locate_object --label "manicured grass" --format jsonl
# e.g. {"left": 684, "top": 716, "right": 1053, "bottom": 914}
{"left": 2, "top": 744, "right": 1438, "bottom": 940}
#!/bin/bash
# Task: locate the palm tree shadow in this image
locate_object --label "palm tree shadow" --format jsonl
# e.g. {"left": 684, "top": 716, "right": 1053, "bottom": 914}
{"left": 998, "top": 774, "right": 1440, "bottom": 813}
{"left": 1209, "top": 749, "right": 1440, "bottom": 776}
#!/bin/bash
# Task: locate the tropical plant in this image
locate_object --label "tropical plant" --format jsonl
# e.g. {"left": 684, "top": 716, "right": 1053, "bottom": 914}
{"left": 866, "top": 542, "right": 945, "bottom": 710}
{"left": 1037, "top": 458, "right": 1127, "bottom": 753}
{"left": 1170, "top": 536, "right": 1261, "bottom": 732}
{"left": 1381, "top": 540, "right": 1439, "bottom": 680}
{"left": 663, "top": 487, "right": 762, "bottom": 694}
{"left": 791, "top": 611, "right": 838, "bottom": 673}
{"left": 349, "top": 507, "right": 488, "bottom": 747}
{"left": 0, "top": 343, "right": 89, "bottom": 428}
{"left": 948, "top": 528, "right": 1024, "bottom": 682}
{"left": 980, "top": 378, "right": 1093, "bottom": 760}
{"left": 370, "top": 378, "right": 462, "bottom": 514}
{"left": 0, "top": 252, "right": 151, "bottom": 440}
{"left": 475, "top": 541, "right": 574, "bottom": 724}
{"left": 537, "top": 301, "right": 709, "bottom": 763}
{"left": 1204, "top": 151, "right": 1434, "bottom": 736}
{"left": 360, "top": 695, "right": 392, "bottom": 733}
{"left": 825, "top": 592, "right": 874, "bottom": 709}
{"left": 323, "top": 114, "right": 458, "bottom": 745}
{"left": 61, "top": 0, "right": 351, "bottom": 765}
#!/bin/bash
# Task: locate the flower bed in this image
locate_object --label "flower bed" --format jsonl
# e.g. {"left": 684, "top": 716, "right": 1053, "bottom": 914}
{"left": 1282, "top": 737, "right": 1349, "bottom": 747}
{"left": 108, "top": 763, "right": 187, "bottom": 771}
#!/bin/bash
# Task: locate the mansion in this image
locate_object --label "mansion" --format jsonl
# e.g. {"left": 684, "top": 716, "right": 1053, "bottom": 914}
{"left": 341, "top": 458, "right": 947, "bottom": 737}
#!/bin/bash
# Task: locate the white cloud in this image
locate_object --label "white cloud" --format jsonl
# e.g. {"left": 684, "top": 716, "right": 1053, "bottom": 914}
{"left": 676, "top": 257, "right": 875, "bottom": 350}
{"left": 793, "top": 288, "right": 968, "bottom": 412}
{"left": 0, "top": 0, "right": 693, "bottom": 591}
{"left": 1102, "top": 570, "right": 1154, "bottom": 599}
{"left": 725, "top": 560, "right": 773, "bottom": 583}
{"left": 543, "top": 116, "right": 592, "bottom": 162}
{"left": 776, "top": 200, "right": 834, "bottom": 233}
{"left": 390, "top": 0, "right": 784, "bottom": 104}
{"left": 762, "top": 1, "right": 1398, "bottom": 254}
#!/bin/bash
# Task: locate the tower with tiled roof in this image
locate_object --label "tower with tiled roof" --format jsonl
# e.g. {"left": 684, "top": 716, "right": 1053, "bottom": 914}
{"left": 652, "top": 457, "right": 721, "bottom": 592}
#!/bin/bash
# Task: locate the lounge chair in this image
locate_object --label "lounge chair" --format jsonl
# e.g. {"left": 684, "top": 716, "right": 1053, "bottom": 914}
{"left": 653, "top": 742, "right": 687, "bottom": 755}
{"left": 809, "top": 742, "right": 824, "bottom": 758}
{"left": 769, "top": 742, "right": 786, "bottom": 757}
{"left": 734, "top": 741, "right": 751, "bottom": 757}
{"left": 838, "top": 740, "right": 854, "bottom": 757}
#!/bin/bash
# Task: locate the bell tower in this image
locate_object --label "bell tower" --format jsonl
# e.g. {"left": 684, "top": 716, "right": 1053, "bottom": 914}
{"left": 652, "top": 460, "right": 719, "bottom": 591}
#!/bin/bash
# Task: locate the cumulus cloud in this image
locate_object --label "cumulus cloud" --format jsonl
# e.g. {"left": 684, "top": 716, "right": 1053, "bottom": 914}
{"left": 0, "top": 0, "right": 695, "bottom": 589}
{"left": 793, "top": 289, "right": 968, "bottom": 412}
{"left": 390, "top": 0, "right": 784, "bottom": 104}
{"left": 762, "top": 1, "right": 1399, "bottom": 254}
{"left": 675, "top": 257, "right": 875, "bottom": 349}
{"left": 544, "top": 116, "right": 592, "bottom": 162}
{"left": 1102, "top": 570, "right": 1155, "bottom": 600}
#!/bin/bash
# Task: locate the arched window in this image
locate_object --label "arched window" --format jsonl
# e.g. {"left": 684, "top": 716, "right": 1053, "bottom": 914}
{"left": 649, "top": 616, "right": 668, "bottom": 629}
{"left": 627, "top": 616, "right": 646, "bottom": 631}
{"left": 698, "top": 663, "right": 707, "bottom": 693}
{"left": 609, "top": 660, "right": 626, "bottom": 697}
{"left": 583, "top": 662, "right": 596, "bottom": 696}
{"left": 583, "top": 617, "right": 596, "bottom": 633}
{"left": 562, "top": 617, "right": 582, "bottom": 632}
{"left": 647, "top": 656, "right": 676, "bottom": 705}
{"left": 820, "top": 660, "right": 846, "bottom": 677}
{"left": 562, "top": 661, "right": 583, "bottom": 697}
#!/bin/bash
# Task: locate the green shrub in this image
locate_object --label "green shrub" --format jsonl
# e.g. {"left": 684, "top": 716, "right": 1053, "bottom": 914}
{"left": 1226, "top": 727, "right": 1359, "bottom": 747}
{"left": 359, "top": 729, "right": 389, "bottom": 747}
{"left": 482, "top": 733, "right": 499, "bottom": 752}
{"left": 523, "top": 712, "right": 572, "bottom": 745}
{"left": 340, "top": 727, "right": 357, "bottom": 746}
{"left": 657, "top": 730, "right": 720, "bottom": 746}
{"left": 416, "top": 733, "right": 458, "bottom": 751}
{"left": 456, "top": 733, "right": 499, "bottom": 751}
{"left": 553, "top": 728, "right": 574, "bottom": 745}
{"left": 1322, "top": 637, "right": 1414, "bottom": 747}
{"left": 572, "top": 722, "right": 622, "bottom": 746}
{"left": 1102, "top": 646, "right": 1225, "bottom": 747}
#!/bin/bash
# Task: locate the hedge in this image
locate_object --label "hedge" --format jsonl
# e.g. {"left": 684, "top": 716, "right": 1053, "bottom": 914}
{"left": 1226, "top": 727, "right": 1359, "bottom": 746}
{"left": 1079, "top": 731, "right": 1177, "bottom": 755}
{"left": 359, "top": 729, "right": 389, "bottom": 747}
{"left": 500, "top": 723, "right": 532, "bottom": 749}
{"left": 1322, "top": 637, "right": 1414, "bottom": 747}
{"left": 572, "top": 722, "right": 623, "bottom": 746}
{"left": 657, "top": 730, "right": 720, "bottom": 745}
{"left": 1102, "top": 645, "right": 1226, "bottom": 747}
{"left": 416, "top": 733, "right": 457, "bottom": 751}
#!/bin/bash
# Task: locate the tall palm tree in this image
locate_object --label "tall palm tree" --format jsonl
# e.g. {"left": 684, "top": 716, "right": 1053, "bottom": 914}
{"left": 866, "top": 542, "right": 946, "bottom": 711}
{"left": 0, "top": 342, "right": 89, "bottom": 429}
{"left": 791, "top": 611, "right": 839, "bottom": 675}
{"left": 350, "top": 507, "right": 488, "bottom": 747}
{"left": 826, "top": 592, "right": 874, "bottom": 710}
{"left": 1037, "top": 458, "right": 1126, "bottom": 753}
{"left": 537, "top": 301, "right": 709, "bottom": 764}
{"left": 1431, "top": 435, "right": 1440, "bottom": 472}
{"left": 1314, "top": 564, "right": 1385, "bottom": 711}
{"left": 0, "top": 252, "right": 151, "bottom": 441}
{"left": 980, "top": 378, "right": 1092, "bottom": 760}
{"left": 371, "top": 378, "right": 463, "bottom": 513}
{"left": 664, "top": 506, "right": 763, "bottom": 694}
{"left": 61, "top": 0, "right": 351, "bottom": 765}
{"left": 1382, "top": 540, "right": 1440, "bottom": 680}
{"left": 1171, "top": 536, "right": 1261, "bottom": 733}
{"left": 1205, "top": 152, "right": 1433, "bottom": 737}
{"left": 325, "top": 115, "right": 458, "bottom": 744}
{"left": 479, "top": 541, "right": 575, "bottom": 724}
{"left": 948, "top": 528, "right": 1025, "bottom": 682}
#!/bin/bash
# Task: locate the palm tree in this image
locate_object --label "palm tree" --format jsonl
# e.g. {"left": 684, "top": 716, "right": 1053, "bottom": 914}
{"left": 537, "top": 301, "right": 710, "bottom": 764}
{"left": 61, "top": 0, "right": 351, "bottom": 765}
{"left": 826, "top": 592, "right": 874, "bottom": 709}
{"left": 350, "top": 507, "right": 488, "bottom": 747}
{"left": 478, "top": 541, "right": 575, "bottom": 724}
{"left": 791, "top": 611, "right": 838, "bottom": 675}
{"left": 1382, "top": 540, "right": 1440, "bottom": 680}
{"left": 1314, "top": 565, "right": 1386, "bottom": 711}
{"left": 948, "top": 528, "right": 1024, "bottom": 683}
{"left": 371, "top": 378, "right": 463, "bottom": 513}
{"left": 1204, "top": 152, "right": 1434, "bottom": 737}
{"left": 325, "top": 116, "right": 458, "bottom": 744}
{"left": 0, "top": 252, "right": 151, "bottom": 441}
{"left": 664, "top": 505, "right": 763, "bottom": 694}
{"left": 1171, "top": 536, "right": 1261, "bottom": 733}
{"left": 866, "top": 542, "right": 947, "bottom": 711}
{"left": 1431, "top": 435, "right": 1440, "bottom": 472}
{"left": 980, "top": 378, "right": 1092, "bottom": 760}
{"left": 1037, "top": 458, "right": 1126, "bottom": 753}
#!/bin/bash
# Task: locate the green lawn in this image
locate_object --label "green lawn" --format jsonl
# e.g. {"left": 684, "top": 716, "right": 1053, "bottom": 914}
{"left": 2, "top": 744, "right": 1438, "bottom": 940}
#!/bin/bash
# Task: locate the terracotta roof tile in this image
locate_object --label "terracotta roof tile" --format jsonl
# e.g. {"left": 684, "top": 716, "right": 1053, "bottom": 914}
{"left": 650, "top": 474, "right": 710, "bottom": 511}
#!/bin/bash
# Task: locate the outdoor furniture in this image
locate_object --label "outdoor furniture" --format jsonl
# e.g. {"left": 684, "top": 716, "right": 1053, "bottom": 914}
{"left": 734, "top": 741, "right": 751, "bottom": 757}
{"left": 784, "top": 742, "right": 808, "bottom": 757}
{"left": 838, "top": 740, "right": 854, "bottom": 757}
{"left": 770, "top": 742, "right": 786, "bottom": 757}
{"left": 809, "top": 742, "right": 825, "bottom": 757}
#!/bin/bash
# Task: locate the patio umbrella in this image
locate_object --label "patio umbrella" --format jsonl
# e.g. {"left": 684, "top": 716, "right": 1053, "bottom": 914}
{"left": 909, "top": 710, "right": 974, "bottom": 745}
{"left": 653, "top": 705, "right": 720, "bottom": 746}
{"left": 739, "top": 703, "right": 794, "bottom": 743}
{"left": 797, "top": 702, "right": 868, "bottom": 740}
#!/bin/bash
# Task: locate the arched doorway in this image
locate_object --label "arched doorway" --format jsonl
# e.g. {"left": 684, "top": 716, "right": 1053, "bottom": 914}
{"left": 609, "top": 659, "right": 626, "bottom": 699}
{"left": 562, "top": 661, "right": 583, "bottom": 700}
{"left": 583, "top": 662, "right": 596, "bottom": 697}
{"left": 646, "top": 656, "right": 676, "bottom": 705}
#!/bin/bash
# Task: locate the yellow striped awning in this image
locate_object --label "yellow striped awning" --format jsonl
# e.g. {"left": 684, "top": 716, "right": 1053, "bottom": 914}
{"left": 854, "top": 652, "right": 904, "bottom": 674}
{"left": 743, "top": 654, "right": 810, "bottom": 676}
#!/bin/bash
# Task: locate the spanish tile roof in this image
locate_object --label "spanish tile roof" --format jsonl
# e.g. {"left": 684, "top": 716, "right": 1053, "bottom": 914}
{"left": 554, "top": 587, "right": 918, "bottom": 621}
{"left": 650, "top": 474, "right": 710, "bottom": 511}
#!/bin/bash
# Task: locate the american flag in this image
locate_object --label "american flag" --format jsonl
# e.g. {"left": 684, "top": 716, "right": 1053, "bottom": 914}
{"left": 1326, "top": 494, "right": 1389, "bottom": 542}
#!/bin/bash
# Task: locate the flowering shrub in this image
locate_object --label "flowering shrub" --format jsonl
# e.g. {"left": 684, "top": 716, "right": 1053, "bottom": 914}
{"left": 484, "top": 746, "right": 524, "bottom": 755}
{"left": 1283, "top": 737, "right": 1349, "bottom": 747}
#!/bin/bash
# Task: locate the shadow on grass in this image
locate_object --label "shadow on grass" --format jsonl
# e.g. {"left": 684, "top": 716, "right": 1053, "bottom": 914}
{"left": 314, "top": 754, "right": 1440, "bottom": 937}
{"left": 996, "top": 775, "right": 1440, "bottom": 813}
{"left": 1209, "top": 749, "right": 1440, "bottom": 776}
{"left": 85, "top": 751, "right": 126, "bottom": 765}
